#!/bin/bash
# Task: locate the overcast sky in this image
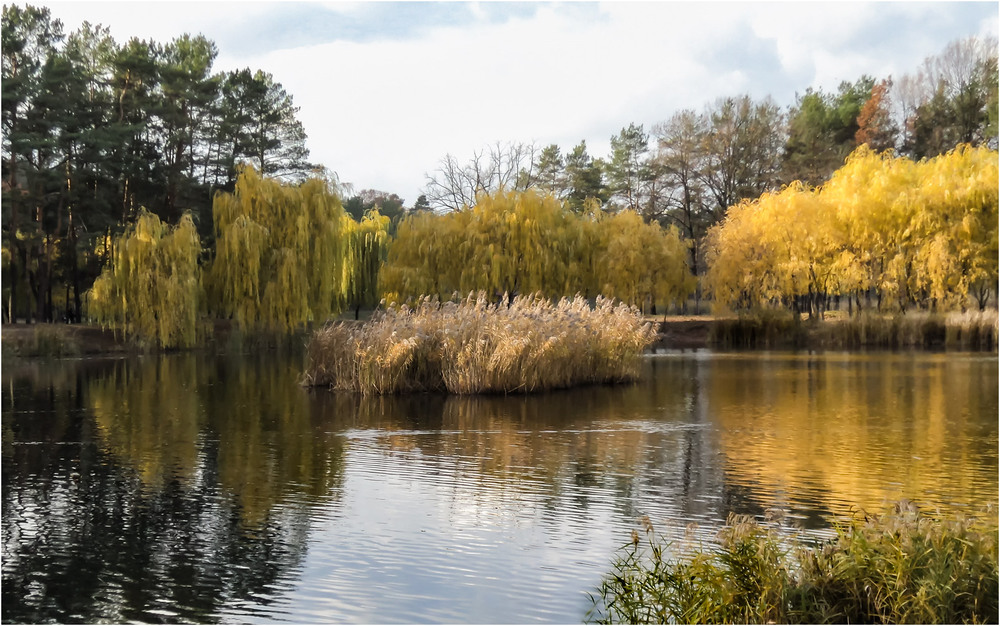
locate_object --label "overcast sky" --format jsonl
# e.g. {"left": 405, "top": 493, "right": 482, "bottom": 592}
{"left": 30, "top": 1, "right": 1000, "bottom": 204}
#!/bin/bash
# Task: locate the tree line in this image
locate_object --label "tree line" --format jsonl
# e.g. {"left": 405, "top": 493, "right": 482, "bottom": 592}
{"left": 421, "top": 35, "right": 997, "bottom": 306}
{"left": 705, "top": 145, "right": 998, "bottom": 317}
{"left": 3, "top": 3, "right": 997, "bottom": 340}
{"left": 2, "top": 4, "right": 365, "bottom": 324}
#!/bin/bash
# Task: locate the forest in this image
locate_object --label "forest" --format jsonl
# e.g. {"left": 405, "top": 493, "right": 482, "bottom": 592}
{"left": 2, "top": 4, "right": 998, "bottom": 348}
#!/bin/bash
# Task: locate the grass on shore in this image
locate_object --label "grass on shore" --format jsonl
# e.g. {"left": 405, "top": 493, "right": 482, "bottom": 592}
{"left": 589, "top": 504, "right": 998, "bottom": 625}
{"left": 301, "top": 293, "right": 657, "bottom": 395}
{"left": 709, "top": 309, "right": 999, "bottom": 350}
{"left": 1, "top": 325, "right": 83, "bottom": 359}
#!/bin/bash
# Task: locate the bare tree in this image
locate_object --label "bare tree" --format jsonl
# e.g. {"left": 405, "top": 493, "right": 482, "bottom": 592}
{"left": 422, "top": 141, "right": 538, "bottom": 211}
{"left": 653, "top": 110, "right": 710, "bottom": 277}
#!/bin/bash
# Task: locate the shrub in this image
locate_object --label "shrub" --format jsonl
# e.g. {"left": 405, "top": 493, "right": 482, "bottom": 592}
{"left": 589, "top": 505, "right": 998, "bottom": 624}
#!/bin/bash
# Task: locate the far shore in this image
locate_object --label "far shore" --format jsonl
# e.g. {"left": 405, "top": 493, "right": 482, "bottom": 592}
{"left": 4, "top": 309, "right": 997, "bottom": 358}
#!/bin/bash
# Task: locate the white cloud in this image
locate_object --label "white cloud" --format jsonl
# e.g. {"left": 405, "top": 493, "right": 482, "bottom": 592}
{"left": 42, "top": 1, "right": 274, "bottom": 47}
{"left": 26, "top": 1, "right": 1000, "bottom": 203}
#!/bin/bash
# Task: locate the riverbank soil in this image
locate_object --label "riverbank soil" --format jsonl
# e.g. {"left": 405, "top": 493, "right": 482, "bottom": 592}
{"left": 651, "top": 316, "right": 716, "bottom": 349}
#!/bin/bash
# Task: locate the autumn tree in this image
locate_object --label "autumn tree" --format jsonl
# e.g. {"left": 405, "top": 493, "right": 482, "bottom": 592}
{"left": 381, "top": 188, "right": 694, "bottom": 311}
{"left": 855, "top": 79, "right": 898, "bottom": 152}
{"left": 87, "top": 209, "right": 202, "bottom": 348}
{"left": 598, "top": 210, "right": 694, "bottom": 314}
{"left": 344, "top": 209, "right": 391, "bottom": 319}
{"left": 206, "top": 166, "right": 351, "bottom": 334}
{"left": 706, "top": 145, "right": 998, "bottom": 314}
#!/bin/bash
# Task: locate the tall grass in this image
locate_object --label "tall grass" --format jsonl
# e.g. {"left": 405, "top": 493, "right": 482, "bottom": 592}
{"left": 943, "top": 309, "right": 999, "bottom": 350}
{"left": 301, "top": 293, "right": 657, "bottom": 395}
{"left": 709, "top": 309, "right": 999, "bottom": 350}
{"left": 710, "top": 310, "right": 805, "bottom": 348}
{"left": 589, "top": 505, "right": 998, "bottom": 624}
{"left": 1, "top": 325, "right": 82, "bottom": 358}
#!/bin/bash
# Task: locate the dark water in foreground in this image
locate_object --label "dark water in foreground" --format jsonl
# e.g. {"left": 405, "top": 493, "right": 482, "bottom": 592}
{"left": 2, "top": 350, "right": 997, "bottom": 623}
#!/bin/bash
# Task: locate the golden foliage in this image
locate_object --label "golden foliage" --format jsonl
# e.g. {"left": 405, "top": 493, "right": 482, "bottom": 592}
{"left": 206, "top": 166, "right": 351, "bottom": 334}
{"left": 705, "top": 144, "right": 999, "bottom": 313}
{"left": 86, "top": 209, "right": 202, "bottom": 348}
{"left": 380, "top": 189, "right": 694, "bottom": 309}
{"left": 344, "top": 209, "right": 391, "bottom": 312}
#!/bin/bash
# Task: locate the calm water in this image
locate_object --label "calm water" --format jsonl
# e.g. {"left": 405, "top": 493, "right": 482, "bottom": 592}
{"left": 2, "top": 350, "right": 997, "bottom": 623}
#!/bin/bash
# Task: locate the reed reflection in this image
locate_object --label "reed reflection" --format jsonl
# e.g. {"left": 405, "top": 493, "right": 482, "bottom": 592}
{"left": 308, "top": 357, "right": 728, "bottom": 527}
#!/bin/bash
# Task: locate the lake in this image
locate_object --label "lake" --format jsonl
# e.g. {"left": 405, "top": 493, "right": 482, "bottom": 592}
{"left": 2, "top": 349, "right": 997, "bottom": 623}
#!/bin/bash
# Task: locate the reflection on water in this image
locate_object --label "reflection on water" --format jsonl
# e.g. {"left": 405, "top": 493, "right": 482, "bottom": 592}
{"left": 707, "top": 353, "right": 998, "bottom": 520}
{"left": 2, "top": 350, "right": 996, "bottom": 623}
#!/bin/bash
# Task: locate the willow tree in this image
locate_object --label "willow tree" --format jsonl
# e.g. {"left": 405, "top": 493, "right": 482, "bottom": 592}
{"left": 458, "top": 189, "right": 581, "bottom": 297}
{"left": 344, "top": 209, "right": 391, "bottom": 319}
{"left": 598, "top": 210, "right": 694, "bottom": 314}
{"left": 381, "top": 188, "right": 695, "bottom": 309}
{"left": 706, "top": 144, "right": 998, "bottom": 314}
{"left": 704, "top": 183, "right": 842, "bottom": 317}
{"left": 380, "top": 210, "right": 470, "bottom": 303}
{"left": 87, "top": 209, "right": 202, "bottom": 348}
{"left": 206, "top": 166, "right": 350, "bottom": 334}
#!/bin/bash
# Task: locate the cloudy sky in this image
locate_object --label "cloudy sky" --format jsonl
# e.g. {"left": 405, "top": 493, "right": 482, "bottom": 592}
{"left": 31, "top": 1, "right": 1000, "bottom": 204}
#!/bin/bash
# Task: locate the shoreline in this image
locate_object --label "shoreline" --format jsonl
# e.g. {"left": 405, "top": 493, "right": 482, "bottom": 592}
{"left": 4, "top": 312, "right": 997, "bottom": 358}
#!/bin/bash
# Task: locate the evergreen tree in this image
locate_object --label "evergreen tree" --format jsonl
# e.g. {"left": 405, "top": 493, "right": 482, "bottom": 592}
{"left": 563, "top": 140, "right": 606, "bottom": 213}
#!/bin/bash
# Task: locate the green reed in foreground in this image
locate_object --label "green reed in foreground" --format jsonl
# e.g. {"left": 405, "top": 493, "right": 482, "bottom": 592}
{"left": 301, "top": 293, "right": 657, "bottom": 395}
{"left": 589, "top": 505, "right": 998, "bottom": 624}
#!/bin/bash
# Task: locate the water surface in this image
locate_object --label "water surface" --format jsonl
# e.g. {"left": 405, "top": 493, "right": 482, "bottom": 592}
{"left": 3, "top": 350, "right": 996, "bottom": 623}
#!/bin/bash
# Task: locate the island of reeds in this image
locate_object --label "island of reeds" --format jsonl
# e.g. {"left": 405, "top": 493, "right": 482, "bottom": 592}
{"left": 301, "top": 293, "right": 657, "bottom": 395}
{"left": 588, "top": 504, "right": 999, "bottom": 625}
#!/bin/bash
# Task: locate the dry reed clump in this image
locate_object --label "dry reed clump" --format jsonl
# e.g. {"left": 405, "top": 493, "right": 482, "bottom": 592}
{"left": 944, "top": 309, "right": 999, "bottom": 350}
{"left": 301, "top": 293, "right": 656, "bottom": 395}
{"left": 825, "top": 310, "right": 999, "bottom": 350}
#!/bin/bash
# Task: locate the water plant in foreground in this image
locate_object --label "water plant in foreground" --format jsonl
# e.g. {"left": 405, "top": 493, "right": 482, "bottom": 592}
{"left": 588, "top": 505, "right": 998, "bottom": 624}
{"left": 301, "top": 293, "right": 657, "bottom": 395}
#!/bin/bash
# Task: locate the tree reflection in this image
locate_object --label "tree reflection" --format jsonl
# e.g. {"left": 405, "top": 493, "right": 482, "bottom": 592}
{"left": 4, "top": 351, "right": 995, "bottom": 623}
{"left": 705, "top": 353, "right": 999, "bottom": 520}
{"left": 2, "top": 353, "right": 346, "bottom": 623}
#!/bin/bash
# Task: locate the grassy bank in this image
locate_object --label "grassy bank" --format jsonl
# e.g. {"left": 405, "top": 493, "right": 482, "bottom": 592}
{"left": 2, "top": 324, "right": 114, "bottom": 358}
{"left": 589, "top": 505, "right": 998, "bottom": 624}
{"left": 302, "top": 293, "right": 657, "bottom": 395}
{"left": 704, "top": 309, "right": 999, "bottom": 350}
{"left": 0, "top": 320, "right": 316, "bottom": 358}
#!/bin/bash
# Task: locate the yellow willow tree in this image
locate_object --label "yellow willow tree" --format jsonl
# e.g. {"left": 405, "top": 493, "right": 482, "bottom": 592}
{"left": 380, "top": 210, "right": 470, "bottom": 303}
{"left": 703, "top": 196, "right": 788, "bottom": 311}
{"left": 707, "top": 144, "right": 999, "bottom": 314}
{"left": 344, "top": 209, "right": 391, "bottom": 319}
{"left": 824, "top": 146, "right": 924, "bottom": 312}
{"left": 206, "top": 166, "right": 351, "bottom": 334}
{"left": 910, "top": 145, "right": 998, "bottom": 309}
{"left": 458, "top": 189, "right": 581, "bottom": 297}
{"left": 87, "top": 209, "right": 202, "bottom": 348}
{"left": 598, "top": 210, "right": 694, "bottom": 314}
{"left": 381, "top": 188, "right": 694, "bottom": 308}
